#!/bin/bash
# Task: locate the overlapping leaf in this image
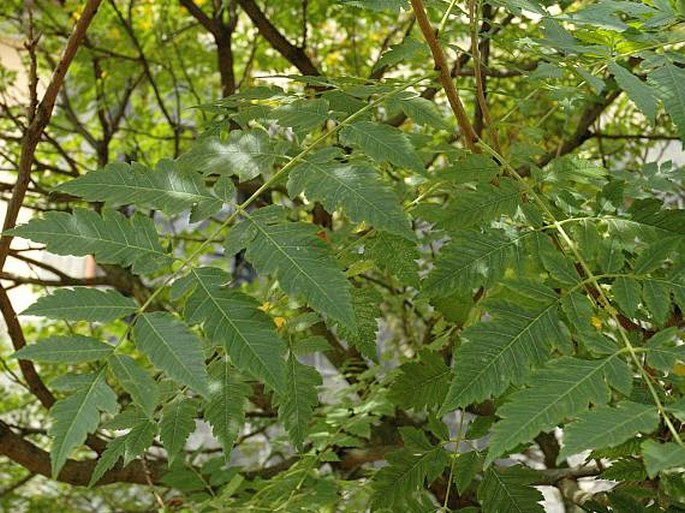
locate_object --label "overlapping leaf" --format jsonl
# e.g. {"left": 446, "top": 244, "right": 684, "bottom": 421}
{"left": 49, "top": 371, "right": 117, "bottom": 477}
{"left": 13, "top": 335, "right": 114, "bottom": 363}
{"left": 365, "top": 231, "right": 420, "bottom": 287}
{"left": 205, "top": 359, "right": 250, "bottom": 457}
{"left": 435, "top": 178, "right": 521, "bottom": 229}
{"left": 608, "top": 62, "right": 657, "bottom": 122}
{"left": 486, "top": 355, "right": 631, "bottom": 465}
{"left": 559, "top": 401, "right": 658, "bottom": 462}
{"left": 9, "top": 208, "right": 172, "bottom": 274}
{"left": 648, "top": 62, "right": 685, "bottom": 142}
{"left": 227, "top": 210, "right": 355, "bottom": 328}
{"left": 423, "top": 229, "right": 527, "bottom": 297}
{"left": 133, "top": 312, "right": 209, "bottom": 396}
{"left": 178, "top": 129, "right": 288, "bottom": 181}
{"left": 160, "top": 399, "right": 197, "bottom": 464}
{"left": 182, "top": 266, "right": 286, "bottom": 389}
{"left": 441, "top": 295, "right": 565, "bottom": 413}
{"left": 279, "top": 355, "right": 322, "bottom": 450}
{"left": 478, "top": 465, "right": 545, "bottom": 513}
{"left": 390, "top": 351, "right": 450, "bottom": 410}
{"left": 339, "top": 120, "right": 424, "bottom": 171}
{"left": 371, "top": 429, "right": 449, "bottom": 510}
{"left": 22, "top": 287, "right": 138, "bottom": 322}
{"left": 288, "top": 149, "right": 413, "bottom": 238}
{"left": 107, "top": 354, "right": 159, "bottom": 417}
{"left": 57, "top": 160, "right": 222, "bottom": 220}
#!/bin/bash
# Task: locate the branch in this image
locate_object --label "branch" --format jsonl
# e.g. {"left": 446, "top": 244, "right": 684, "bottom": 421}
{"left": 0, "top": 0, "right": 103, "bottom": 270}
{"left": 410, "top": 0, "right": 478, "bottom": 151}
{"left": 237, "top": 0, "right": 320, "bottom": 76}
{"left": 0, "top": 420, "right": 165, "bottom": 486}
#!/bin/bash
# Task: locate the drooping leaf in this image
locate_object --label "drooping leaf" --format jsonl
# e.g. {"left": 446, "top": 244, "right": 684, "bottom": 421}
{"left": 279, "top": 355, "right": 322, "bottom": 450}
{"left": 478, "top": 465, "right": 545, "bottom": 513}
{"left": 160, "top": 399, "right": 197, "bottom": 464}
{"left": 435, "top": 178, "right": 521, "bottom": 229}
{"left": 8, "top": 208, "right": 172, "bottom": 274}
{"left": 646, "top": 327, "right": 685, "bottom": 372}
{"left": 559, "top": 401, "right": 659, "bottom": 462}
{"left": 177, "top": 129, "right": 287, "bottom": 181}
{"left": 642, "top": 440, "right": 685, "bottom": 478}
{"left": 204, "top": 359, "right": 250, "bottom": 457}
{"left": 642, "top": 278, "right": 671, "bottom": 325}
{"left": 339, "top": 120, "right": 424, "bottom": 171}
{"left": 423, "top": 229, "right": 527, "bottom": 297}
{"left": 120, "top": 419, "right": 157, "bottom": 467}
{"left": 453, "top": 451, "right": 482, "bottom": 494}
{"left": 49, "top": 371, "right": 117, "bottom": 477}
{"left": 22, "top": 287, "right": 138, "bottom": 322}
{"left": 288, "top": 149, "right": 413, "bottom": 238}
{"left": 612, "top": 277, "right": 641, "bottom": 318}
{"left": 387, "top": 91, "right": 450, "bottom": 129}
{"left": 371, "top": 438, "right": 449, "bottom": 510}
{"left": 441, "top": 297, "right": 564, "bottom": 413}
{"left": 486, "top": 355, "right": 630, "bottom": 466}
{"left": 133, "top": 312, "right": 209, "bottom": 397}
{"left": 608, "top": 62, "right": 657, "bottom": 122}
{"left": 13, "top": 335, "right": 114, "bottom": 363}
{"left": 107, "top": 354, "right": 159, "bottom": 417}
{"left": 89, "top": 437, "right": 127, "bottom": 487}
{"left": 56, "top": 160, "right": 222, "bottom": 221}
{"left": 337, "top": 286, "right": 381, "bottom": 361}
{"left": 229, "top": 210, "right": 355, "bottom": 328}
{"left": 648, "top": 62, "right": 685, "bottom": 142}
{"left": 390, "top": 351, "right": 450, "bottom": 410}
{"left": 365, "top": 231, "right": 420, "bottom": 287}
{"left": 274, "top": 98, "right": 330, "bottom": 136}
{"left": 182, "top": 266, "right": 286, "bottom": 390}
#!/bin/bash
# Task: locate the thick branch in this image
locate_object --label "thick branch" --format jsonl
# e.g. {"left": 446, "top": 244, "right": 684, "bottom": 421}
{"left": 237, "top": 0, "right": 320, "bottom": 76}
{"left": 0, "top": 420, "right": 165, "bottom": 486}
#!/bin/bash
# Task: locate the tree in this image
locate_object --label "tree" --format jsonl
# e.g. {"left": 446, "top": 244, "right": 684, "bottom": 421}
{"left": 0, "top": 0, "right": 684, "bottom": 511}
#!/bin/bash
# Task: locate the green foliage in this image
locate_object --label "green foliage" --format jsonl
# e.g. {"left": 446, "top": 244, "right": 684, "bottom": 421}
{"left": 22, "top": 287, "right": 138, "bottom": 322}
{"left": 13, "top": 335, "right": 114, "bottom": 363}
{"left": 49, "top": 371, "right": 117, "bottom": 477}
{"left": 133, "top": 312, "right": 209, "bottom": 397}
{"left": 485, "top": 355, "right": 631, "bottom": 466}
{"left": 288, "top": 149, "right": 413, "bottom": 238}
{"left": 278, "top": 355, "right": 322, "bottom": 450}
{"left": 9, "top": 208, "right": 172, "bottom": 274}
{"left": 227, "top": 209, "right": 355, "bottom": 327}
{"left": 559, "top": 402, "right": 659, "bottom": 462}
{"left": 2, "top": 1, "right": 685, "bottom": 511}
{"left": 56, "top": 161, "right": 223, "bottom": 221}
{"left": 477, "top": 465, "right": 545, "bottom": 513}
{"left": 204, "top": 359, "right": 250, "bottom": 457}
{"left": 180, "top": 266, "right": 286, "bottom": 389}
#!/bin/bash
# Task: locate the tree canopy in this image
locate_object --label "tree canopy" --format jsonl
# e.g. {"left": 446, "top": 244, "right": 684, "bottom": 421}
{"left": 0, "top": 0, "right": 684, "bottom": 511}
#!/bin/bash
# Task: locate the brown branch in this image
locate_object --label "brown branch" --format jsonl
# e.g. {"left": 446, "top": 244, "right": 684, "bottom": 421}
{"left": 410, "top": 0, "right": 478, "bottom": 151}
{"left": 0, "top": 0, "right": 103, "bottom": 270}
{"left": 237, "top": 0, "right": 320, "bottom": 76}
{"left": 0, "top": 287, "right": 54, "bottom": 409}
{"left": 181, "top": 0, "right": 236, "bottom": 96}
{"left": 0, "top": 420, "right": 165, "bottom": 486}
